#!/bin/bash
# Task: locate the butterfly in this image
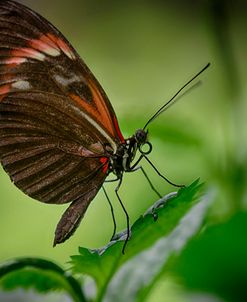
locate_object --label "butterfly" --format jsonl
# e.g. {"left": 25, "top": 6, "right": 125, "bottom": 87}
{"left": 0, "top": 0, "right": 209, "bottom": 253}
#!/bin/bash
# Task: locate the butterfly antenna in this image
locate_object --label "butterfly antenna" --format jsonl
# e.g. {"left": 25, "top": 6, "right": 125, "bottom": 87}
{"left": 143, "top": 63, "right": 210, "bottom": 130}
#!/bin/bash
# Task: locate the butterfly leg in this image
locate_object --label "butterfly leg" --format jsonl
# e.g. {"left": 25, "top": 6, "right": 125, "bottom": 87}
{"left": 102, "top": 185, "right": 117, "bottom": 241}
{"left": 114, "top": 175, "right": 130, "bottom": 254}
{"left": 139, "top": 166, "right": 162, "bottom": 221}
{"left": 143, "top": 155, "right": 185, "bottom": 188}
{"left": 130, "top": 165, "right": 161, "bottom": 221}
{"left": 139, "top": 166, "right": 162, "bottom": 198}
{"left": 128, "top": 155, "right": 162, "bottom": 220}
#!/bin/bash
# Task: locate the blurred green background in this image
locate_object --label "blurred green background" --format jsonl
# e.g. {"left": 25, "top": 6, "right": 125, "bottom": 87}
{"left": 0, "top": 0, "right": 246, "bottom": 301}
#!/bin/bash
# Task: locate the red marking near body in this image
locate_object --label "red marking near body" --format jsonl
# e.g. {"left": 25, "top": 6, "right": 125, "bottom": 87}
{"left": 0, "top": 84, "right": 11, "bottom": 102}
{"left": 100, "top": 157, "right": 109, "bottom": 173}
{"left": 113, "top": 116, "right": 125, "bottom": 143}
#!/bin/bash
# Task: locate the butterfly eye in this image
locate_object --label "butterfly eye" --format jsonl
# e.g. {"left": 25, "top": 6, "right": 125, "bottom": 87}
{"left": 135, "top": 129, "right": 147, "bottom": 144}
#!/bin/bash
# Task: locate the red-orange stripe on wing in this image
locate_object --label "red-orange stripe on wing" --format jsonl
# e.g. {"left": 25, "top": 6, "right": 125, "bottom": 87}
{"left": 113, "top": 115, "right": 125, "bottom": 143}
{"left": 0, "top": 84, "right": 11, "bottom": 102}
{"left": 88, "top": 78, "right": 114, "bottom": 132}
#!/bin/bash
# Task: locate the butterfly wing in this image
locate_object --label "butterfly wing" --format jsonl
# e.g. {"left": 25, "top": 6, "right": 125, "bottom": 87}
{"left": 0, "top": 0, "right": 124, "bottom": 147}
{"left": 0, "top": 1, "right": 123, "bottom": 243}
{"left": 0, "top": 89, "right": 109, "bottom": 205}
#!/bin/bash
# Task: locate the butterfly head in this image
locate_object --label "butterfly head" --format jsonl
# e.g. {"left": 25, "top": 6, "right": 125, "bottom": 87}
{"left": 134, "top": 129, "right": 148, "bottom": 145}
{"left": 133, "top": 128, "right": 152, "bottom": 156}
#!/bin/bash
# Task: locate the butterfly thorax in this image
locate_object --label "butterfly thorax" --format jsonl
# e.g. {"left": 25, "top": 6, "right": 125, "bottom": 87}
{"left": 108, "top": 129, "right": 149, "bottom": 177}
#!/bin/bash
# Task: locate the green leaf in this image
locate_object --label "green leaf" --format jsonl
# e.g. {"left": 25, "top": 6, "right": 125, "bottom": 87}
{"left": 172, "top": 211, "right": 247, "bottom": 302}
{"left": 105, "top": 187, "right": 213, "bottom": 302}
{"left": 71, "top": 180, "right": 208, "bottom": 301}
{"left": 0, "top": 258, "right": 86, "bottom": 302}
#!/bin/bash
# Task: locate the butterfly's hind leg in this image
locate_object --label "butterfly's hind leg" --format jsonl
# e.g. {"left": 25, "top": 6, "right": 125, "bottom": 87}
{"left": 102, "top": 185, "right": 117, "bottom": 241}
{"left": 128, "top": 157, "right": 162, "bottom": 220}
{"left": 139, "top": 166, "right": 161, "bottom": 221}
{"left": 114, "top": 175, "right": 130, "bottom": 254}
